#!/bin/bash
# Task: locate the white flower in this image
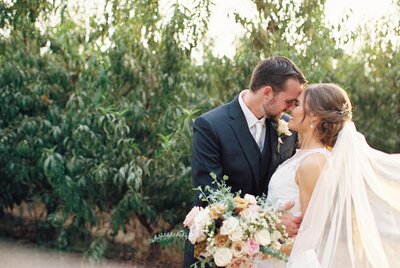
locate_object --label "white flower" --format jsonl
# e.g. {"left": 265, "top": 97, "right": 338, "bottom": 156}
{"left": 188, "top": 223, "right": 205, "bottom": 244}
{"left": 258, "top": 218, "right": 268, "bottom": 227}
{"left": 194, "top": 207, "right": 211, "bottom": 227}
{"left": 240, "top": 208, "right": 258, "bottom": 221}
{"left": 187, "top": 208, "right": 211, "bottom": 244}
{"left": 220, "top": 217, "right": 240, "bottom": 235}
{"left": 254, "top": 229, "right": 271, "bottom": 246}
{"left": 271, "top": 230, "right": 283, "bottom": 249}
{"left": 248, "top": 225, "right": 257, "bottom": 234}
{"left": 271, "top": 230, "right": 282, "bottom": 242}
{"left": 244, "top": 194, "right": 257, "bottom": 205}
{"left": 213, "top": 247, "right": 233, "bottom": 267}
{"left": 277, "top": 119, "right": 292, "bottom": 136}
{"left": 204, "top": 244, "right": 216, "bottom": 258}
{"left": 228, "top": 227, "right": 244, "bottom": 241}
{"left": 240, "top": 221, "right": 249, "bottom": 230}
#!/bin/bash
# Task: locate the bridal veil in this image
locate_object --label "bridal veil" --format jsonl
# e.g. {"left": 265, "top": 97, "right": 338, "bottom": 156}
{"left": 288, "top": 122, "right": 400, "bottom": 267}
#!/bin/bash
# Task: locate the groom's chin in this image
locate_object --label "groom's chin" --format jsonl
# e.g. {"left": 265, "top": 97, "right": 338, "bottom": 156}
{"left": 266, "top": 112, "right": 281, "bottom": 121}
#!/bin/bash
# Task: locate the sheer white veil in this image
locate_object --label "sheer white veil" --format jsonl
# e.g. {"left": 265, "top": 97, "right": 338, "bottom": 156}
{"left": 288, "top": 121, "right": 400, "bottom": 268}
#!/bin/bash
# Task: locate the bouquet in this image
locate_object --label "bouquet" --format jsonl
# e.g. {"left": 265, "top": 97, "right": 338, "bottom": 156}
{"left": 151, "top": 173, "right": 292, "bottom": 267}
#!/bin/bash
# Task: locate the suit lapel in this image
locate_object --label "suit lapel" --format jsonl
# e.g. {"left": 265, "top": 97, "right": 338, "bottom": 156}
{"left": 267, "top": 119, "right": 280, "bottom": 167}
{"left": 228, "top": 97, "right": 260, "bottom": 191}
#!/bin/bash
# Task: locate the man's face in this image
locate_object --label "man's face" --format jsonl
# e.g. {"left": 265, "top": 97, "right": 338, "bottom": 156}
{"left": 263, "top": 78, "right": 303, "bottom": 119}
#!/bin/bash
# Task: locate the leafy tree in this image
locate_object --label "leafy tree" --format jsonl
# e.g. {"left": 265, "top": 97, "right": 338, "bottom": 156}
{"left": 0, "top": 0, "right": 398, "bottom": 263}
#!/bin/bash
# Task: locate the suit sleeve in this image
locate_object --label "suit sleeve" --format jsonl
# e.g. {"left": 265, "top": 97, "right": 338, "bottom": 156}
{"left": 191, "top": 116, "right": 223, "bottom": 206}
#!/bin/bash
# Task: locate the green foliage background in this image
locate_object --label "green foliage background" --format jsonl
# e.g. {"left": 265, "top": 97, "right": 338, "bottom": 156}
{"left": 0, "top": 0, "right": 399, "bottom": 260}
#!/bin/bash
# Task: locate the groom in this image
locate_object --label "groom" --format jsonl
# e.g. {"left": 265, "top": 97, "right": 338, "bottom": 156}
{"left": 183, "top": 56, "right": 307, "bottom": 267}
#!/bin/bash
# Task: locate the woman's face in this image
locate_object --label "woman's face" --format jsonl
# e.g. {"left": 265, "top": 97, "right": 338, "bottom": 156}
{"left": 288, "top": 91, "right": 313, "bottom": 133}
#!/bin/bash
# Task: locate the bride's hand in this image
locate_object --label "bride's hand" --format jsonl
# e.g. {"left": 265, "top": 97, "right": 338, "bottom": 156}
{"left": 279, "top": 201, "right": 303, "bottom": 237}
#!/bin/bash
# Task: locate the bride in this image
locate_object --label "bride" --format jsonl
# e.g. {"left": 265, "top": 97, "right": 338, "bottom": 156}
{"left": 258, "top": 83, "right": 400, "bottom": 267}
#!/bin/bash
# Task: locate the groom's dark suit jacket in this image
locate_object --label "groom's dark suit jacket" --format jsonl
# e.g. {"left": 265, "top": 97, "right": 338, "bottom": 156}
{"left": 183, "top": 96, "right": 297, "bottom": 268}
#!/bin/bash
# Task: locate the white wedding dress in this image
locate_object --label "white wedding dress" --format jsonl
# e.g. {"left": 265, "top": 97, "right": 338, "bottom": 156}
{"left": 257, "top": 122, "right": 400, "bottom": 268}
{"left": 256, "top": 147, "right": 331, "bottom": 268}
{"left": 267, "top": 147, "right": 331, "bottom": 217}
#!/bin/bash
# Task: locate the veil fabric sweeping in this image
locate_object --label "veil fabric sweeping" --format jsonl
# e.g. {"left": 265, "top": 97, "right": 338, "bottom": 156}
{"left": 288, "top": 121, "right": 400, "bottom": 268}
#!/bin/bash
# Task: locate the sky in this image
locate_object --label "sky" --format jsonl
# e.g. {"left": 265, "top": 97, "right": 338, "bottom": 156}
{"left": 3, "top": 0, "right": 394, "bottom": 57}
{"left": 203, "top": 0, "right": 393, "bottom": 57}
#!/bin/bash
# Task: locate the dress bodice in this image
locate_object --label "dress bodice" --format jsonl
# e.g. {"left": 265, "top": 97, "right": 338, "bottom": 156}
{"left": 267, "top": 147, "right": 331, "bottom": 217}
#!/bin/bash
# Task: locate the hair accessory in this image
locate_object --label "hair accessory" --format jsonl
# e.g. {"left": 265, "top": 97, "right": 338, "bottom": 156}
{"left": 337, "top": 103, "right": 352, "bottom": 120}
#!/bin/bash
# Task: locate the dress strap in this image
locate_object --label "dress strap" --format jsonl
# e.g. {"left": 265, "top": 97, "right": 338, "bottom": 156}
{"left": 289, "top": 148, "right": 331, "bottom": 170}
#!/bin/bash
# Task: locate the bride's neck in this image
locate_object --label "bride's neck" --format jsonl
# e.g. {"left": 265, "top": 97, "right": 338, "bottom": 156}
{"left": 299, "top": 132, "right": 324, "bottom": 150}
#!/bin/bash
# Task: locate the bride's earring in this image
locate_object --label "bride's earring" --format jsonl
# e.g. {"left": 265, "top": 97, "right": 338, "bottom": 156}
{"left": 310, "top": 124, "right": 314, "bottom": 129}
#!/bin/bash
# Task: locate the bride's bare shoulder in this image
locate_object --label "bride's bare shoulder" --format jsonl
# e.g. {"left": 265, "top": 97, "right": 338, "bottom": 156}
{"left": 300, "top": 152, "right": 327, "bottom": 169}
{"left": 296, "top": 153, "right": 327, "bottom": 184}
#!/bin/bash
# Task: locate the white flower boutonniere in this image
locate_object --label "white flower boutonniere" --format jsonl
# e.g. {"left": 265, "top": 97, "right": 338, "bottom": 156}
{"left": 274, "top": 119, "right": 292, "bottom": 154}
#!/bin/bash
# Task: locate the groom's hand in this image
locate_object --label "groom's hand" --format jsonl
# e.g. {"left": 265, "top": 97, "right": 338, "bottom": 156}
{"left": 279, "top": 201, "right": 302, "bottom": 237}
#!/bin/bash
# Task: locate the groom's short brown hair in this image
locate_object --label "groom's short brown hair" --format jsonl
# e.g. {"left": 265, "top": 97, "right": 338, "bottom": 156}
{"left": 249, "top": 56, "right": 307, "bottom": 93}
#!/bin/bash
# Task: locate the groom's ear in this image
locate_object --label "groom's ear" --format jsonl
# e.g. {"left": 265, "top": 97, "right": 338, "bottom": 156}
{"left": 262, "top": 86, "right": 273, "bottom": 97}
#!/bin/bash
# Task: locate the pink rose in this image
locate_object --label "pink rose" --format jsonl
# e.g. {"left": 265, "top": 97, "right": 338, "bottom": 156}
{"left": 183, "top": 206, "right": 203, "bottom": 228}
{"left": 246, "top": 238, "right": 260, "bottom": 255}
{"left": 188, "top": 224, "right": 205, "bottom": 244}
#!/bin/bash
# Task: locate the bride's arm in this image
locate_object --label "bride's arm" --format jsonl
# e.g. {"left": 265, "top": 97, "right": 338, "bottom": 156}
{"left": 296, "top": 153, "right": 327, "bottom": 215}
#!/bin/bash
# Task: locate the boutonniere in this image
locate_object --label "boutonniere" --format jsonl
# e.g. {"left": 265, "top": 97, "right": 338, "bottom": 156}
{"left": 273, "top": 119, "right": 292, "bottom": 154}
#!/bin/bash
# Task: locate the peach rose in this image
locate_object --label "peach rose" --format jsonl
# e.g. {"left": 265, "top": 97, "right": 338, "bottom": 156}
{"left": 215, "top": 233, "right": 229, "bottom": 247}
{"left": 231, "top": 240, "right": 247, "bottom": 257}
{"left": 226, "top": 257, "right": 252, "bottom": 268}
{"left": 250, "top": 252, "right": 264, "bottom": 263}
{"left": 194, "top": 240, "right": 207, "bottom": 258}
{"left": 209, "top": 203, "right": 226, "bottom": 220}
{"left": 234, "top": 196, "right": 249, "bottom": 213}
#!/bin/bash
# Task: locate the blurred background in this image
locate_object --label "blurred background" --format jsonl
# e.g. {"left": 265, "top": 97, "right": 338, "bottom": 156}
{"left": 0, "top": 0, "right": 399, "bottom": 267}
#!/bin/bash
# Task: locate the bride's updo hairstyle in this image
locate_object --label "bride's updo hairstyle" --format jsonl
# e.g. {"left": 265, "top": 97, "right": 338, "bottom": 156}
{"left": 303, "top": 83, "right": 352, "bottom": 147}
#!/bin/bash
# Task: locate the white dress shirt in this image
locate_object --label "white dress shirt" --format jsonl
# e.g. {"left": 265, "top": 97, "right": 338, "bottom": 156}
{"left": 238, "top": 90, "right": 266, "bottom": 151}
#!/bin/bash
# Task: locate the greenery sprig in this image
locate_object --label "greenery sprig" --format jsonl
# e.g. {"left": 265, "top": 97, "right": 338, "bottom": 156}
{"left": 148, "top": 230, "right": 188, "bottom": 248}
